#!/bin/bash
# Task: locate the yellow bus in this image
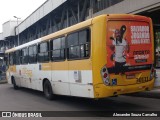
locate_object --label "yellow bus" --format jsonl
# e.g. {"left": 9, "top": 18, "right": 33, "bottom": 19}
{"left": 5, "top": 14, "right": 155, "bottom": 100}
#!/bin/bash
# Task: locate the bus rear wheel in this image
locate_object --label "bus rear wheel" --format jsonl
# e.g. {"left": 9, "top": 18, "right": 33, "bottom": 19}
{"left": 12, "top": 77, "right": 19, "bottom": 90}
{"left": 43, "top": 80, "right": 55, "bottom": 100}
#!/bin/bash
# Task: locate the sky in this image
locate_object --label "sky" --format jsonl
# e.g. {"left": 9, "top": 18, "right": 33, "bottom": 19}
{"left": 0, "top": 0, "right": 46, "bottom": 33}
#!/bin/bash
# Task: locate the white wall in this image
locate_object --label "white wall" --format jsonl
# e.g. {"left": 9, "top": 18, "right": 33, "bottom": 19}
{"left": 2, "top": 21, "right": 17, "bottom": 38}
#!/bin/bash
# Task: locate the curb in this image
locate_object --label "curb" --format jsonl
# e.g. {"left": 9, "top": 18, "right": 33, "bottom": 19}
{"left": 0, "top": 80, "right": 7, "bottom": 84}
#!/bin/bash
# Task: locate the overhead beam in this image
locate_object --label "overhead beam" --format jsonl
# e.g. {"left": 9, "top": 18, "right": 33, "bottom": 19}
{"left": 80, "top": 0, "right": 89, "bottom": 21}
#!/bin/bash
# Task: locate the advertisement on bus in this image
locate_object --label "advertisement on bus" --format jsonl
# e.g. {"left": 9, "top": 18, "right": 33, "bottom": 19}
{"left": 107, "top": 20, "right": 152, "bottom": 74}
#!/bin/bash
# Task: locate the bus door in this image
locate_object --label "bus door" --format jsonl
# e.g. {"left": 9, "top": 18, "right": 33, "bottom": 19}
{"left": 107, "top": 20, "right": 153, "bottom": 86}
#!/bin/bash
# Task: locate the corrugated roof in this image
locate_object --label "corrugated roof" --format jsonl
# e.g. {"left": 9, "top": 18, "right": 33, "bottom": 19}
{"left": 15, "top": 0, "right": 67, "bottom": 35}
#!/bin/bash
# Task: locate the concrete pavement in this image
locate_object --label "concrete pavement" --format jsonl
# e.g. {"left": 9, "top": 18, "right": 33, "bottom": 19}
{"left": 126, "top": 88, "right": 160, "bottom": 99}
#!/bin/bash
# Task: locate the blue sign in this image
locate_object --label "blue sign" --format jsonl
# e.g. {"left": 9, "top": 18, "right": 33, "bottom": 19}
{"left": 112, "top": 79, "right": 117, "bottom": 85}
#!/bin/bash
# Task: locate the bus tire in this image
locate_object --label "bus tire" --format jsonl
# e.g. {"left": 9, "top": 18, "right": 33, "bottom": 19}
{"left": 43, "top": 80, "right": 55, "bottom": 100}
{"left": 12, "top": 77, "right": 19, "bottom": 90}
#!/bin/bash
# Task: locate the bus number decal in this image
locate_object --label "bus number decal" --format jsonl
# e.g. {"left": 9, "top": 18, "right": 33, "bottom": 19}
{"left": 137, "top": 77, "right": 149, "bottom": 83}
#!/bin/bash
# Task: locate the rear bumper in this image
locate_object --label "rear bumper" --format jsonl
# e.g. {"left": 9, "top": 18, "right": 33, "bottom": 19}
{"left": 94, "top": 78, "right": 155, "bottom": 98}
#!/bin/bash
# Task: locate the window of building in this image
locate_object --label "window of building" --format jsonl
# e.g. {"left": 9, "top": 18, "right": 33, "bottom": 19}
{"left": 50, "top": 37, "right": 65, "bottom": 61}
{"left": 67, "top": 29, "right": 90, "bottom": 60}
{"left": 29, "top": 45, "right": 37, "bottom": 63}
{"left": 38, "top": 42, "right": 49, "bottom": 62}
{"left": 20, "top": 47, "right": 28, "bottom": 64}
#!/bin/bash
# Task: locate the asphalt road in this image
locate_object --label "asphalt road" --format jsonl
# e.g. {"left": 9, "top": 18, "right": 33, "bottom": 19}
{"left": 0, "top": 84, "right": 160, "bottom": 120}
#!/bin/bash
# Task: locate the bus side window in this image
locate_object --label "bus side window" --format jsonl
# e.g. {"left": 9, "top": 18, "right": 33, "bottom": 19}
{"left": 38, "top": 42, "right": 49, "bottom": 63}
{"left": 50, "top": 36, "right": 66, "bottom": 61}
{"left": 21, "top": 47, "right": 28, "bottom": 64}
{"left": 79, "top": 29, "right": 90, "bottom": 58}
{"left": 29, "top": 45, "right": 37, "bottom": 64}
{"left": 20, "top": 50, "right": 22, "bottom": 64}
{"left": 67, "top": 29, "right": 90, "bottom": 60}
{"left": 13, "top": 52, "right": 16, "bottom": 65}
{"left": 9, "top": 53, "right": 12, "bottom": 65}
{"left": 9, "top": 52, "right": 16, "bottom": 65}
{"left": 15, "top": 50, "right": 20, "bottom": 65}
{"left": 4, "top": 54, "right": 9, "bottom": 65}
{"left": 67, "top": 32, "right": 80, "bottom": 59}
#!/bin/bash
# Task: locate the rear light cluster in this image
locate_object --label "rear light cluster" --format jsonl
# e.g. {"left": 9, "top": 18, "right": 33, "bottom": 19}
{"left": 101, "top": 65, "right": 110, "bottom": 85}
{"left": 150, "top": 65, "right": 155, "bottom": 80}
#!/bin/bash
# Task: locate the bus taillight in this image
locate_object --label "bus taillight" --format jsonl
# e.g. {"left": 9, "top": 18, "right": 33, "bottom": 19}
{"left": 101, "top": 65, "right": 110, "bottom": 85}
{"left": 103, "top": 73, "right": 108, "bottom": 78}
